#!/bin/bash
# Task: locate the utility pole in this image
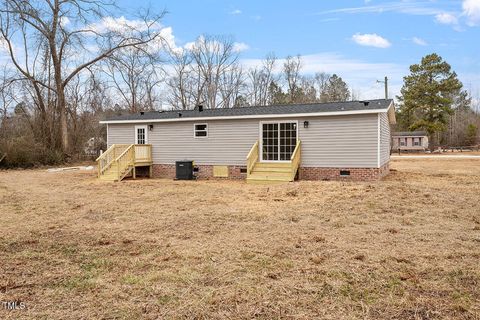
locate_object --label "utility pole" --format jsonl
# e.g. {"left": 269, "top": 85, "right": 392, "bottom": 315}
{"left": 376, "top": 76, "right": 388, "bottom": 99}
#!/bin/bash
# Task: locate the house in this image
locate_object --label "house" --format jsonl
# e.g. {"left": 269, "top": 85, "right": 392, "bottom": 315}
{"left": 97, "top": 99, "right": 395, "bottom": 183}
{"left": 391, "top": 131, "right": 429, "bottom": 152}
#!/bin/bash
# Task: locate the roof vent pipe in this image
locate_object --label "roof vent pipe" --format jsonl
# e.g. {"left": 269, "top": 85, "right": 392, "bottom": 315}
{"left": 360, "top": 101, "right": 370, "bottom": 106}
{"left": 178, "top": 112, "right": 182, "bottom": 117}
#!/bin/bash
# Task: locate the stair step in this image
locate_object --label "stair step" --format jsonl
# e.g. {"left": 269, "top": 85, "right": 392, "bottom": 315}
{"left": 249, "top": 172, "right": 292, "bottom": 178}
{"left": 255, "top": 162, "right": 292, "bottom": 168}
{"left": 247, "top": 177, "right": 291, "bottom": 184}
{"left": 252, "top": 167, "right": 292, "bottom": 173}
{"left": 246, "top": 161, "right": 296, "bottom": 184}
{"left": 99, "top": 176, "right": 117, "bottom": 181}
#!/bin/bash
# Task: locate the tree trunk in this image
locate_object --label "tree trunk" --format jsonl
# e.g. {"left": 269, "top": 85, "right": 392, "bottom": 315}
{"left": 57, "top": 87, "right": 68, "bottom": 154}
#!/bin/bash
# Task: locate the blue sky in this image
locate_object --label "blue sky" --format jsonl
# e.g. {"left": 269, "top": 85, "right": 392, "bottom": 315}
{"left": 115, "top": 0, "right": 480, "bottom": 100}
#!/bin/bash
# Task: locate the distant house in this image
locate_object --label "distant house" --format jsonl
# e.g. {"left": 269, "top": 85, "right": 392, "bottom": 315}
{"left": 392, "top": 131, "right": 429, "bottom": 151}
{"left": 98, "top": 99, "right": 396, "bottom": 183}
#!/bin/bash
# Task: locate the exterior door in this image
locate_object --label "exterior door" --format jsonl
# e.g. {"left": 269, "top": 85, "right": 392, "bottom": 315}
{"left": 135, "top": 125, "right": 148, "bottom": 144}
{"left": 261, "top": 122, "right": 297, "bottom": 161}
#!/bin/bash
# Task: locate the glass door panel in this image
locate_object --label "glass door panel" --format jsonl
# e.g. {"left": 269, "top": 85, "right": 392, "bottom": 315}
{"left": 262, "top": 123, "right": 279, "bottom": 161}
{"left": 262, "top": 122, "right": 297, "bottom": 161}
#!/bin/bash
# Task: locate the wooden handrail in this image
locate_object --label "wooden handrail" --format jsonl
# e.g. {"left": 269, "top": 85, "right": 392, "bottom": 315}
{"left": 115, "top": 144, "right": 134, "bottom": 161}
{"left": 133, "top": 144, "right": 152, "bottom": 161}
{"left": 290, "top": 140, "right": 301, "bottom": 180}
{"left": 96, "top": 144, "right": 116, "bottom": 162}
{"left": 246, "top": 141, "right": 258, "bottom": 160}
{"left": 246, "top": 140, "right": 259, "bottom": 175}
{"left": 97, "top": 144, "right": 117, "bottom": 177}
{"left": 114, "top": 145, "right": 135, "bottom": 181}
{"left": 96, "top": 144, "right": 129, "bottom": 177}
{"left": 290, "top": 140, "right": 301, "bottom": 161}
{"left": 97, "top": 144, "right": 152, "bottom": 180}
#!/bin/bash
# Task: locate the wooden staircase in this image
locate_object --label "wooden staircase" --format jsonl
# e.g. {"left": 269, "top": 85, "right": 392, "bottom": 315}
{"left": 96, "top": 144, "right": 152, "bottom": 182}
{"left": 246, "top": 140, "right": 301, "bottom": 184}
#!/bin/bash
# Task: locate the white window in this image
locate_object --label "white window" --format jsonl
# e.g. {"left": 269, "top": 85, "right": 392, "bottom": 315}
{"left": 194, "top": 123, "right": 208, "bottom": 138}
{"left": 135, "top": 125, "right": 148, "bottom": 144}
{"left": 413, "top": 138, "right": 420, "bottom": 146}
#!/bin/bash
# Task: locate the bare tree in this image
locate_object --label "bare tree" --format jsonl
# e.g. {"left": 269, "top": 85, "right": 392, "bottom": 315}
{"left": 298, "top": 76, "right": 317, "bottom": 103}
{"left": 314, "top": 72, "right": 331, "bottom": 102}
{"left": 0, "top": 0, "right": 165, "bottom": 154}
{"left": 190, "top": 35, "right": 242, "bottom": 109}
{"left": 166, "top": 35, "right": 244, "bottom": 109}
{"left": 0, "top": 67, "right": 16, "bottom": 126}
{"left": 219, "top": 64, "right": 245, "bottom": 108}
{"left": 283, "top": 55, "right": 302, "bottom": 103}
{"left": 105, "top": 45, "right": 164, "bottom": 112}
{"left": 165, "top": 48, "right": 196, "bottom": 110}
{"left": 247, "top": 53, "right": 277, "bottom": 106}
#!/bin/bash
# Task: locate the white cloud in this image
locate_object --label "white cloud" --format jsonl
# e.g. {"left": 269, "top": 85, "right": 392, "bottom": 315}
{"left": 60, "top": 16, "right": 70, "bottom": 27}
{"left": 88, "top": 16, "right": 160, "bottom": 34}
{"left": 233, "top": 42, "right": 249, "bottom": 52}
{"left": 87, "top": 16, "right": 183, "bottom": 54}
{"left": 319, "top": 1, "right": 480, "bottom": 29}
{"left": 412, "top": 37, "right": 427, "bottom": 46}
{"left": 435, "top": 12, "right": 458, "bottom": 25}
{"left": 158, "top": 26, "right": 179, "bottom": 52}
{"left": 463, "top": 0, "right": 480, "bottom": 26}
{"left": 352, "top": 33, "right": 391, "bottom": 48}
{"left": 230, "top": 9, "right": 242, "bottom": 15}
{"left": 318, "top": 2, "right": 444, "bottom": 16}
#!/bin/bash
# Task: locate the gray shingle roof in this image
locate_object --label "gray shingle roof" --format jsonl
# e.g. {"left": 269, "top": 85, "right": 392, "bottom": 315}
{"left": 102, "top": 99, "right": 392, "bottom": 122}
{"left": 393, "top": 131, "right": 428, "bottom": 137}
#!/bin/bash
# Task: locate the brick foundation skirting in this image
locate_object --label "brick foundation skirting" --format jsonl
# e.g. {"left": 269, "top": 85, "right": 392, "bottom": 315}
{"left": 299, "top": 162, "right": 390, "bottom": 181}
{"left": 152, "top": 162, "right": 390, "bottom": 181}
{"left": 152, "top": 164, "right": 247, "bottom": 180}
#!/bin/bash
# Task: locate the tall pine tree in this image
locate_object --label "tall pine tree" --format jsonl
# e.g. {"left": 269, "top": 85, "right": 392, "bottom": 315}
{"left": 397, "top": 53, "right": 464, "bottom": 148}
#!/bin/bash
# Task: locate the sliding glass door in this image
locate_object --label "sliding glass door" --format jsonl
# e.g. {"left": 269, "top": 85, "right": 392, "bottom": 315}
{"left": 261, "top": 122, "right": 297, "bottom": 161}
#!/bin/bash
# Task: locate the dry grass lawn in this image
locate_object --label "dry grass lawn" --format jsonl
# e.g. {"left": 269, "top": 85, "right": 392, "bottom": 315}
{"left": 0, "top": 158, "right": 479, "bottom": 319}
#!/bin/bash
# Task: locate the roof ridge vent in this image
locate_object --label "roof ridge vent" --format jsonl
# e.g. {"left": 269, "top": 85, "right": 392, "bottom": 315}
{"left": 359, "top": 100, "right": 370, "bottom": 106}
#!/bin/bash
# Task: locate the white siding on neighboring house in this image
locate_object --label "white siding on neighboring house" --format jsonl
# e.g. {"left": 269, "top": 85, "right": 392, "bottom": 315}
{"left": 379, "top": 112, "right": 391, "bottom": 166}
{"left": 107, "top": 113, "right": 381, "bottom": 168}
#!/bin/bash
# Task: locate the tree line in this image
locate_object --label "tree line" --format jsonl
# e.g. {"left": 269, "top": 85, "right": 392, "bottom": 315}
{"left": 0, "top": 1, "right": 478, "bottom": 167}
{"left": 0, "top": 1, "right": 352, "bottom": 167}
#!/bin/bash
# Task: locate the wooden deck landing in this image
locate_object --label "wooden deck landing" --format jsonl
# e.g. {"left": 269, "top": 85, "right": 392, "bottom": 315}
{"left": 96, "top": 144, "right": 152, "bottom": 182}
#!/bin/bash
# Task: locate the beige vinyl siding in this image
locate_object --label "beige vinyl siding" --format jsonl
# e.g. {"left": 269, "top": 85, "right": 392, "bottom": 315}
{"left": 107, "top": 113, "right": 380, "bottom": 168}
{"left": 150, "top": 119, "right": 259, "bottom": 165}
{"left": 379, "top": 112, "right": 391, "bottom": 166}
{"left": 298, "top": 114, "right": 378, "bottom": 168}
{"left": 107, "top": 123, "right": 135, "bottom": 145}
